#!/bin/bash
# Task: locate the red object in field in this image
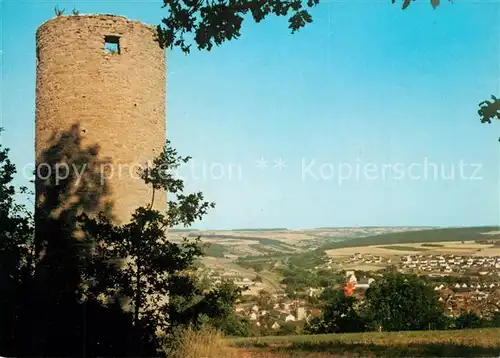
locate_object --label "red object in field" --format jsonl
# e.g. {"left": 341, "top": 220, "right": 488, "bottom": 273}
{"left": 344, "top": 281, "right": 355, "bottom": 296}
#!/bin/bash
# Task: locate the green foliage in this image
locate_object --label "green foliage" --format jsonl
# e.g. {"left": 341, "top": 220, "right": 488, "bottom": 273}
{"left": 235, "top": 254, "right": 286, "bottom": 272}
{"left": 424, "top": 275, "right": 472, "bottom": 285}
{"left": 156, "top": 0, "right": 454, "bottom": 53}
{"left": 167, "top": 279, "right": 249, "bottom": 337}
{"left": 454, "top": 312, "right": 484, "bottom": 329}
{"left": 0, "top": 132, "right": 34, "bottom": 282}
{"left": 485, "top": 312, "right": 500, "bottom": 328}
{"left": 306, "top": 290, "right": 366, "bottom": 334}
{"left": 317, "top": 286, "right": 340, "bottom": 302}
{"left": 478, "top": 95, "right": 500, "bottom": 124}
{"left": 478, "top": 95, "right": 500, "bottom": 141}
{"left": 256, "top": 289, "right": 274, "bottom": 310}
{"left": 156, "top": 0, "right": 319, "bottom": 53}
{"left": 288, "top": 250, "right": 327, "bottom": 268}
{"left": 141, "top": 141, "right": 215, "bottom": 226}
{"left": 278, "top": 264, "right": 342, "bottom": 293}
{"left": 203, "top": 243, "right": 227, "bottom": 258}
{"left": 240, "top": 261, "right": 266, "bottom": 272}
{"left": 364, "top": 273, "right": 446, "bottom": 331}
{"left": 214, "top": 313, "right": 252, "bottom": 337}
{"left": 79, "top": 140, "right": 215, "bottom": 331}
{"left": 0, "top": 129, "right": 34, "bottom": 351}
{"left": 283, "top": 272, "right": 500, "bottom": 338}
{"left": 277, "top": 322, "right": 301, "bottom": 336}
{"left": 0, "top": 125, "right": 227, "bottom": 357}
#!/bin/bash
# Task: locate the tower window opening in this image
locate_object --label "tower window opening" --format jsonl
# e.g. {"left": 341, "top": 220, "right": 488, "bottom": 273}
{"left": 104, "top": 36, "right": 120, "bottom": 54}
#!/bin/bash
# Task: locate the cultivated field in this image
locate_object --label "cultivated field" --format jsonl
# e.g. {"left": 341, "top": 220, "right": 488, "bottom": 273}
{"left": 170, "top": 226, "right": 442, "bottom": 259}
{"left": 171, "top": 226, "right": 499, "bottom": 261}
{"left": 230, "top": 328, "right": 500, "bottom": 357}
{"left": 199, "top": 257, "right": 280, "bottom": 295}
{"left": 177, "top": 226, "right": 500, "bottom": 286}
{"left": 321, "top": 227, "right": 500, "bottom": 251}
{"left": 326, "top": 241, "right": 500, "bottom": 259}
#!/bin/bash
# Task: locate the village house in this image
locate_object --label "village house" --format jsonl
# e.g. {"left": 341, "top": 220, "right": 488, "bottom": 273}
{"left": 285, "top": 314, "right": 296, "bottom": 322}
{"left": 356, "top": 278, "right": 375, "bottom": 289}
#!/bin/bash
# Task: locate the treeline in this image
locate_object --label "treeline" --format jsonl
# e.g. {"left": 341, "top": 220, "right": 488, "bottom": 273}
{"left": 278, "top": 267, "right": 344, "bottom": 294}
{"left": 203, "top": 243, "right": 228, "bottom": 257}
{"left": 318, "top": 227, "right": 500, "bottom": 251}
{"left": 235, "top": 254, "right": 288, "bottom": 272}
{"left": 287, "top": 250, "right": 328, "bottom": 268}
{"left": 476, "top": 239, "right": 500, "bottom": 246}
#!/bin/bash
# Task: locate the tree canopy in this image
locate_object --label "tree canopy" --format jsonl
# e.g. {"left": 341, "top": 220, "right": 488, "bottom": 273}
{"left": 157, "top": 0, "right": 447, "bottom": 53}
{"left": 157, "top": 0, "right": 499, "bottom": 137}
{"left": 0, "top": 125, "right": 247, "bottom": 356}
{"left": 364, "top": 273, "right": 446, "bottom": 331}
{"left": 306, "top": 289, "right": 366, "bottom": 334}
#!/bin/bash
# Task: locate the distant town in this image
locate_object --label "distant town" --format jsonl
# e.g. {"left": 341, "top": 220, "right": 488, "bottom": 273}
{"left": 171, "top": 226, "right": 500, "bottom": 334}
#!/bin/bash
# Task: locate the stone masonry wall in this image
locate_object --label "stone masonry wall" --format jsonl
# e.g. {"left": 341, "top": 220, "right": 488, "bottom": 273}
{"left": 35, "top": 14, "right": 167, "bottom": 224}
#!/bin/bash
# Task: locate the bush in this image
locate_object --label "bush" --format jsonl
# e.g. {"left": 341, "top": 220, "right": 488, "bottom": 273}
{"left": 306, "top": 290, "right": 367, "bottom": 334}
{"left": 455, "top": 312, "right": 484, "bottom": 329}
{"left": 365, "top": 273, "right": 445, "bottom": 331}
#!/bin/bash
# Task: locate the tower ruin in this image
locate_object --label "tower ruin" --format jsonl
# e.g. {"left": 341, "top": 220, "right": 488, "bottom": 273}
{"left": 35, "top": 14, "right": 166, "bottom": 224}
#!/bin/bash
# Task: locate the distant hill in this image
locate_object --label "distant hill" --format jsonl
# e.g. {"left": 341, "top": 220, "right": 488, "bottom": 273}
{"left": 320, "top": 226, "right": 500, "bottom": 251}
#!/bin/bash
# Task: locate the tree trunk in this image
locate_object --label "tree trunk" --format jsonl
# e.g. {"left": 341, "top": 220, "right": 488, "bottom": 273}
{"left": 134, "top": 264, "right": 141, "bottom": 326}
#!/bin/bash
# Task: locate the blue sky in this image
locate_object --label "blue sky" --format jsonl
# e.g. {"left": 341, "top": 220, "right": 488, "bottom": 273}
{"left": 1, "top": 0, "right": 499, "bottom": 229}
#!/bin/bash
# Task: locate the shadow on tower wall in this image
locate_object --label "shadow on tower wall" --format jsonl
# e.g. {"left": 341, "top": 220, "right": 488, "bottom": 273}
{"left": 6, "top": 123, "right": 158, "bottom": 357}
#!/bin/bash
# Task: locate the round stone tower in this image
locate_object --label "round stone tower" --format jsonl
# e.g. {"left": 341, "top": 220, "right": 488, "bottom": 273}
{"left": 35, "top": 14, "right": 166, "bottom": 224}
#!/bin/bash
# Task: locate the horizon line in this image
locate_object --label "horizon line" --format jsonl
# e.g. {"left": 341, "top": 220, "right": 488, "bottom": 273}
{"left": 168, "top": 224, "right": 500, "bottom": 232}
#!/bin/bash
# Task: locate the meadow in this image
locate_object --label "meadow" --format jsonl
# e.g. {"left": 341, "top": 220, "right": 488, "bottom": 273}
{"left": 229, "top": 328, "right": 500, "bottom": 357}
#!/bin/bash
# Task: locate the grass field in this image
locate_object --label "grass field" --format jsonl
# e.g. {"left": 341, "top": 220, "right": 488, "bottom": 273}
{"left": 230, "top": 328, "right": 500, "bottom": 357}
